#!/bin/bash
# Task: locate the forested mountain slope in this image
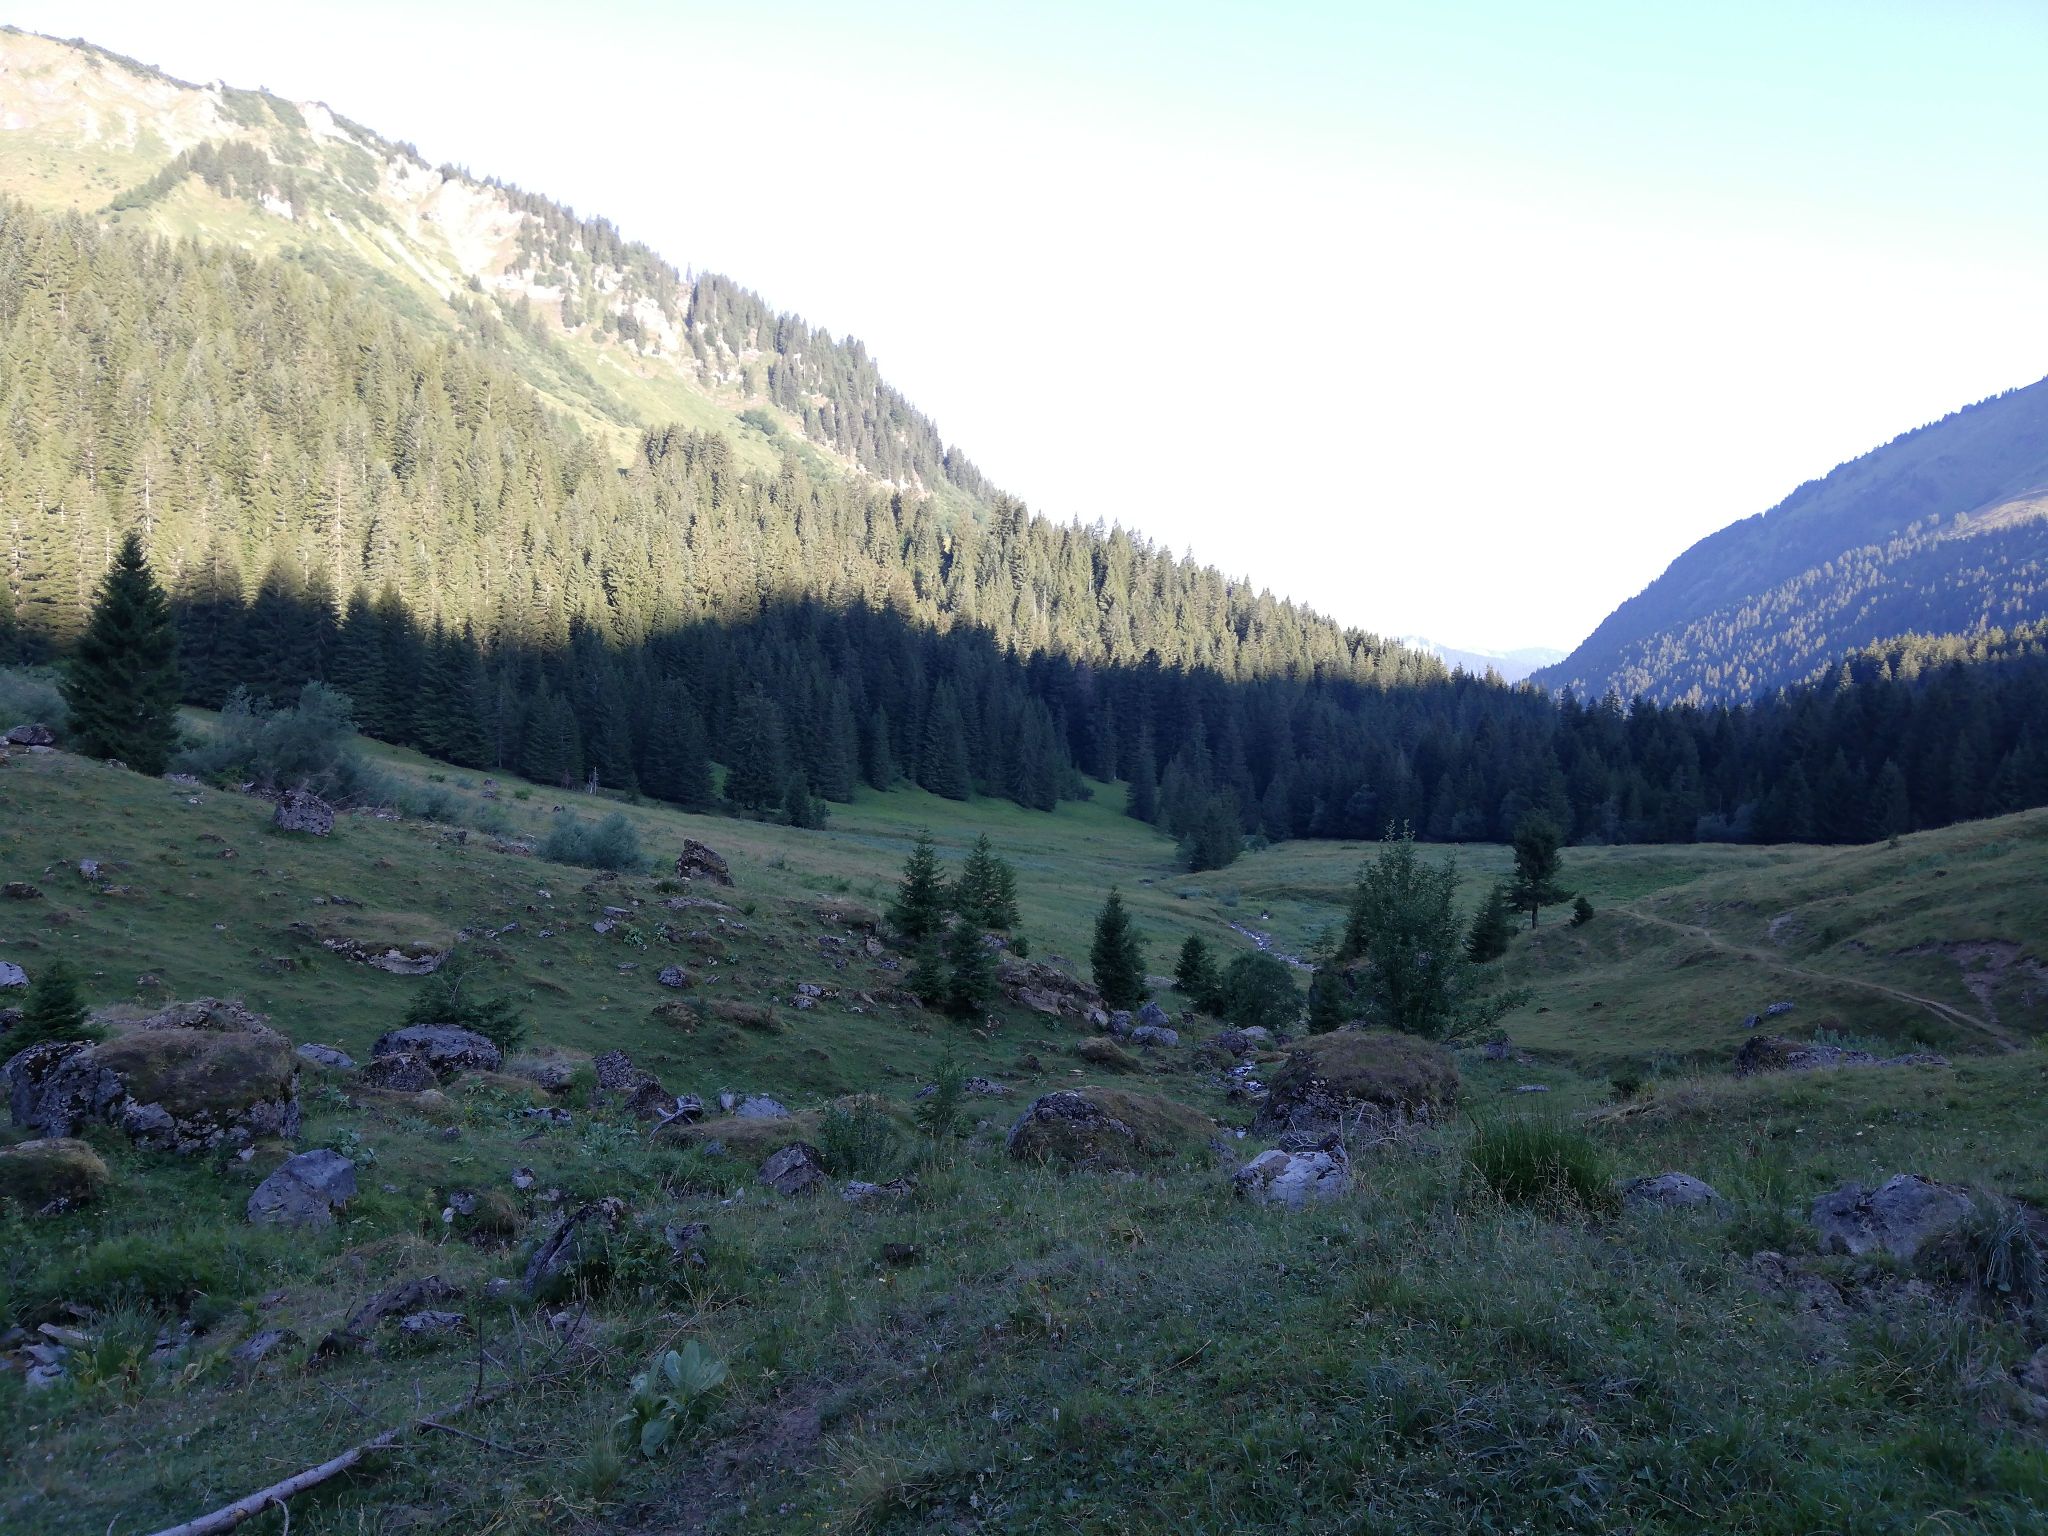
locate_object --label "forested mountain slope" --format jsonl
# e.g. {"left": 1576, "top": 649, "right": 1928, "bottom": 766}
{"left": 1536, "top": 375, "right": 2048, "bottom": 704}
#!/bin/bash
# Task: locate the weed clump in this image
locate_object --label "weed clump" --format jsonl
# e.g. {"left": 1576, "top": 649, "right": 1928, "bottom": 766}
{"left": 542, "top": 810, "right": 644, "bottom": 871}
{"left": 1468, "top": 1116, "right": 1618, "bottom": 1212}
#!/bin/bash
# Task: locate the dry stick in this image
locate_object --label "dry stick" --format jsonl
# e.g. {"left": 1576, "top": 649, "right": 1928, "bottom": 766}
{"left": 141, "top": 1373, "right": 544, "bottom": 1536}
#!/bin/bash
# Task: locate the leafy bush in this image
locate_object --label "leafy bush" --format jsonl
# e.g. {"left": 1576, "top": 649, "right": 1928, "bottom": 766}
{"left": 1570, "top": 894, "right": 1596, "bottom": 926}
{"left": 914, "top": 1057, "right": 966, "bottom": 1143}
{"left": 1468, "top": 1116, "right": 1617, "bottom": 1212}
{"left": 1217, "top": 951, "right": 1302, "bottom": 1031}
{"left": 617, "top": 1341, "right": 728, "bottom": 1459}
{"left": 818, "top": 1100, "right": 907, "bottom": 1179}
{"left": 542, "top": 810, "right": 644, "bottom": 871}
{"left": 177, "top": 682, "right": 380, "bottom": 801}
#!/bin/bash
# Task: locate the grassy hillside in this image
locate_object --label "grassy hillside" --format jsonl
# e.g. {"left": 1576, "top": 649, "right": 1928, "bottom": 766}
{"left": 4, "top": 733, "right": 2047, "bottom": 1534}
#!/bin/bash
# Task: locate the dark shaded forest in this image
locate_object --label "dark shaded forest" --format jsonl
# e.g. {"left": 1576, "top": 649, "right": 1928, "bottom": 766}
{"left": 5, "top": 200, "right": 2047, "bottom": 856}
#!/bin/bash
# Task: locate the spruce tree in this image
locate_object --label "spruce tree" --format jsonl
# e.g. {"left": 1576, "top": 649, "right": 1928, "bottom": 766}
{"left": 1174, "top": 934, "right": 1221, "bottom": 1011}
{"left": 61, "top": 530, "right": 182, "bottom": 774}
{"left": 954, "top": 835, "right": 1020, "bottom": 932}
{"left": 1507, "top": 813, "right": 1569, "bottom": 929}
{"left": 918, "top": 685, "right": 972, "bottom": 800}
{"left": 1464, "top": 882, "right": 1516, "bottom": 961}
{"left": 888, "top": 831, "right": 952, "bottom": 947}
{"left": 782, "top": 770, "right": 826, "bottom": 829}
{"left": 723, "top": 691, "right": 789, "bottom": 811}
{"left": 1570, "top": 893, "right": 1595, "bottom": 926}
{"left": 1306, "top": 964, "right": 1349, "bottom": 1033}
{"left": 942, "top": 914, "right": 998, "bottom": 1020}
{"left": 8, "top": 958, "right": 100, "bottom": 1050}
{"left": 1090, "top": 888, "right": 1148, "bottom": 1010}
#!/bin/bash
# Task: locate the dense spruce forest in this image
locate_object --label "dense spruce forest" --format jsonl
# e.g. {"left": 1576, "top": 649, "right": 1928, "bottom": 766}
{"left": 5, "top": 201, "right": 2048, "bottom": 855}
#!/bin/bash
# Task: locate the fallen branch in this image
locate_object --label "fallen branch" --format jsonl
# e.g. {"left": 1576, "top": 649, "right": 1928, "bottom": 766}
{"left": 142, "top": 1375, "right": 538, "bottom": 1536}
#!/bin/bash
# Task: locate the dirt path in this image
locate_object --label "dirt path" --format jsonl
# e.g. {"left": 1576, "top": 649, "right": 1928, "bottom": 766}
{"left": 1618, "top": 905, "right": 2021, "bottom": 1052}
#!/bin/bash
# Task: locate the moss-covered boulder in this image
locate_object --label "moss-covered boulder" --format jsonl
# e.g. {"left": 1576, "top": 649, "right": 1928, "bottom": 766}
{"left": 6, "top": 999, "right": 298, "bottom": 1153}
{"left": 1256, "top": 1029, "right": 1460, "bottom": 1135}
{"left": 1075, "top": 1036, "right": 1142, "bottom": 1072}
{"left": 0, "top": 1136, "right": 110, "bottom": 1211}
{"left": 1005, "top": 1088, "right": 1213, "bottom": 1170}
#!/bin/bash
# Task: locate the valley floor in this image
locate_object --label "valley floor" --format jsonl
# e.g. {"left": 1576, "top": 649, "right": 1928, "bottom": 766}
{"left": 2, "top": 745, "right": 2045, "bottom": 1534}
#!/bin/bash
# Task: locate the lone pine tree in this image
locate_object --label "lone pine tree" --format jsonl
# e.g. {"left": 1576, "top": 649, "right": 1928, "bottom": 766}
{"left": 61, "top": 531, "right": 182, "bottom": 775}
{"left": 1507, "top": 814, "right": 1570, "bottom": 929}
{"left": 954, "top": 835, "right": 1020, "bottom": 933}
{"left": 888, "top": 831, "right": 951, "bottom": 947}
{"left": 1090, "top": 888, "right": 1148, "bottom": 1011}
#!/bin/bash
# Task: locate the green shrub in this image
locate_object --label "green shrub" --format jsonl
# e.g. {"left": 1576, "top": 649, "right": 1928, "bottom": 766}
{"left": 542, "top": 810, "right": 644, "bottom": 871}
{"left": 818, "top": 1100, "right": 907, "bottom": 1179}
{"left": 0, "top": 666, "right": 67, "bottom": 733}
{"left": 1217, "top": 951, "right": 1302, "bottom": 1031}
{"left": 176, "top": 682, "right": 378, "bottom": 802}
{"left": 1948, "top": 1196, "right": 2044, "bottom": 1311}
{"left": 1467, "top": 1116, "right": 1617, "bottom": 1212}
{"left": 914, "top": 1057, "right": 966, "bottom": 1143}
{"left": 403, "top": 947, "right": 527, "bottom": 1052}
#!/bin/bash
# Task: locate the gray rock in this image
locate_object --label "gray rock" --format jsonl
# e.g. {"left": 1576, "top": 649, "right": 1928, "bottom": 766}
{"left": 0, "top": 963, "right": 26, "bottom": 990}
{"left": 398, "top": 1310, "right": 466, "bottom": 1337}
{"left": 296, "top": 1043, "right": 355, "bottom": 1070}
{"left": 247, "top": 1149, "right": 357, "bottom": 1228}
{"left": 1137, "top": 1001, "right": 1172, "bottom": 1029}
{"left": 1235, "top": 1136, "right": 1349, "bottom": 1208}
{"left": 675, "top": 839, "right": 734, "bottom": 886}
{"left": 230, "top": 1327, "right": 299, "bottom": 1365}
{"left": 359, "top": 1052, "right": 438, "bottom": 1092}
{"left": 272, "top": 789, "right": 335, "bottom": 836}
{"left": 1742, "top": 1250, "right": 1850, "bottom": 1321}
{"left": 841, "top": 1176, "right": 918, "bottom": 1204}
{"left": 1514, "top": 1083, "right": 1550, "bottom": 1094}
{"left": 369, "top": 1025, "right": 502, "bottom": 1080}
{"left": 657, "top": 965, "right": 691, "bottom": 989}
{"left": 1810, "top": 1173, "right": 1974, "bottom": 1260}
{"left": 1621, "top": 1172, "right": 1724, "bottom": 1211}
{"left": 735, "top": 1095, "right": 789, "bottom": 1119}
{"left": 1130, "top": 1024, "right": 1180, "bottom": 1048}
{"left": 3, "top": 722, "right": 54, "bottom": 746}
{"left": 1481, "top": 1037, "right": 1512, "bottom": 1062}
{"left": 1107, "top": 1010, "right": 1135, "bottom": 1037}
{"left": 760, "top": 1142, "right": 826, "bottom": 1197}
{"left": 1, "top": 882, "right": 41, "bottom": 900}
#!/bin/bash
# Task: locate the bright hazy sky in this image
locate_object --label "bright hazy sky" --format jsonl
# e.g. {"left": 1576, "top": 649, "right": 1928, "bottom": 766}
{"left": 21, "top": 1, "right": 2048, "bottom": 652}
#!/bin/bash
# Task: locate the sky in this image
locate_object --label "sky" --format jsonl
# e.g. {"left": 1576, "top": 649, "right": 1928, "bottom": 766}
{"left": 18, "top": 1, "right": 2048, "bottom": 653}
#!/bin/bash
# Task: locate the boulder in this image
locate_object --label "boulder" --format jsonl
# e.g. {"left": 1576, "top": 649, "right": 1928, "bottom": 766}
{"left": 1130, "top": 1024, "right": 1180, "bottom": 1048}
{"left": 1005, "top": 1088, "right": 1212, "bottom": 1170}
{"left": 524, "top": 1198, "right": 627, "bottom": 1298}
{"left": 0, "top": 1136, "right": 110, "bottom": 1212}
{"left": 592, "top": 1049, "right": 678, "bottom": 1121}
{"left": 1620, "top": 1172, "right": 1724, "bottom": 1211}
{"left": 1107, "top": 1010, "right": 1135, "bottom": 1037}
{"left": 7, "top": 1001, "right": 299, "bottom": 1153}
{"left": 1254, "top": 1029, "right": 1460, "bottom": 1135}
{"left": 995, "top": 956, "right": 1105, "bottom": 1020}
{"left": 1076, "top": 1036, "right": 1141, "bottom": 1072}
{"left": 842, "top": 1176, "right": 918, "bottom": 1205}
{"left": 0, "top": 962, "right": 27, "bottom": 990}
{"left": 321, "top": 936, "right": 448, "bottom": 975}
{"left": 1137, "top": 1001, "right": 1172, "bottom": 1029}
{"left": 657, "top": 965, "right": 692, "bottom": 989}
{"left": 272, "top": 789, "right": 336, "bottom": 836}
{"left": 1742, "top": 1250, "right": 1851, "bottom": 1321}
{"left": 3, "top": 722, "right": 54, "bottom": 746}
{"left": 759, "top": 1142, "right": 827, "bottom": 1197}
{"left": 230, "top": 1328, "right": 299, "bottom": 1366}
{"left": 295, "top": 1043, "right": 355, "bottom": 1070}
{"left": 1234, "top": 1135, "right": 1349, "bottom": 1208}
{"left": 2, "top": 882, "right": 41, "bottom": 900}
{"left": 735, "top": 1095, "right": 790, "bottom": 1120}
{"left": 359, "top": 1052, "right": 438, "bottom": 1093}
{"left": 399, "top": 1309, "right": 467, "bottom": 1338}
{"left": 1480, "top": 1037, "right": 1512, "bottom": 1062}
{"left": 1810, "top": 1174, "right": 1974, "bottom": 1260}
{"left": 1734, "top": 1035, "right": 1950, "bottom": 1077}
{"left": 1210, "top": 1026, "right": 1273, "bottom": 1056}
{"left": 247, "top": 1149, "right": 357, "bottom": 1228}
{"left": 507, "top": 1055, "right": 576, "bottom": 1093}
{"left": 370, "top": 1025, "right": 503, "bottom": 1080}
{"left": 675, "top": 840, "right": 734, "bottom": 886}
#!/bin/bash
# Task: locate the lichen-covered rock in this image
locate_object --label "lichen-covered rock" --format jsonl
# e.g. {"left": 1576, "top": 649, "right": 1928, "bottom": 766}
{"left": 1255, "top": 1029, "right": 1460, "bottom": 1135}
{"left": 6, "top": 1001, "right": 298, "bottom": 1153}
{"left": 247, "top": 1149, "right": 357, "bottom": 1228}
{"left": 995, "top": 956, "right": 1104, "bottom": 1020}
{"left": 1137, "top": 1001, "right": 1172, "bottom": 1029}
{"left": 1005, "top": 1088, "right": 1212, "bottom": 1170}
{"left": 735, "top": 1095, "right": 789, "bottom": 1119}
{"left": 0, "top": 1136, "right": 110, "bottom": 1212}
{"left": 1620, "top": 1172, "right": 1724, "bottom": 1211}
{"left": 675, "top": 840, "right": 733, "bottom": 886}
{"left": 842, "top": 1176, "right": 918, "bottom": 1204}
{"left": 1075, "top": 1036, "right": 1141, "bottom": 1072}
{"left": 295, "top": 1043, "right": 355, "bottom": 1070}
{"left": 370, "top": 1025, "right": 503, "bottom": 1080}
{"left": 1810, "top": 1173, "right": 1974, "bottom": 1260}
{"left": 272, "top": 788, "right": 336, "bottom": 836}
{"left": 0, "top": 962, "right": 29, "bottom": 990}
{"left": 322, "top": 937, "right": 447, "bottom": 975}
{"left": 657, "top": 965, "right": 692, "bottom": 989}
{"left": 360, "top": 1052, "right": 438, "bottom": 1092}
{"left": 1130, "top": 1024, "right": 1180, "bottom": 1048}
{"left": 759, "top": 1142, "right": 827, "bottom": 1197}
{"left": 1234, "top": 1136, "right": 1349, "bottom": 1208}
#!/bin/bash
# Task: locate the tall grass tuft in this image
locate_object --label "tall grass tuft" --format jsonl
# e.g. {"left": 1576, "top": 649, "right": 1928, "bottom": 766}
{"left": 1467, "top": 1115, "right": 1618, "bottom": 1212}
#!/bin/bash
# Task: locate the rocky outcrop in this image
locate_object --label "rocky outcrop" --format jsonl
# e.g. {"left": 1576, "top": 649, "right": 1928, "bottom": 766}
{"left": 295, "top": 1043, "right": 355, "bottom": 1070}
{"left": 1733, "top": 1035, "right": 1950, "bottom": 1077}
{"left": 271, "top": 788, "right": 336, "bottom": 836}
{"left": 1254, "top": 1029, "right": 1460, "bottom": 1135}
{"left": 1005, "top": 1088, "right": 1212, "bottom": 1170}
{"left": 359, "top": 1053, "right": 438, "bottom": 1092}
{"left": 657, "top": 964, "right": 692, "bottom": 989}
{"left": 3, "top": 722, "right": 54, "bottom": 746}
{"left": 0, "top": 1136, "right": 110, "bottom": 1213}
{"left": 996, "top": 957, "right": 1104, "bottom": 1021}
{"left": 592, "top": 1049, "right": 679, "bottom": 1121}
{"left": 247, "top": 1149, "right": 357, "bottom": 1228}
{"left": 321, "top": 936, "right": 448, "bottom": 975}
{"left": 1810, "top": 1174, "right": 1974, "bottom": 1260}
{"left": 675, "top": 840, "right": 733, "bottom": 886}
{"left": 1234, "top": 1134, "right": 1349, "bottom": 1208}
{"left": 369, "top": 1025, "right": 503, "bottom": 1080}
{"left": 6, "top": 1000, "right": 298, "bottom": 1153}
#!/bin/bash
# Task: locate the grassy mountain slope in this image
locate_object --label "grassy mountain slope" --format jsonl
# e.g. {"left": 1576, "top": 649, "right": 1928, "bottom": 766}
{"left": 4, "top": 733, "right": 2047, "bottom": 1532}
{"left": 1537, "top": 374, "right": 2048, "bottom": 704}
